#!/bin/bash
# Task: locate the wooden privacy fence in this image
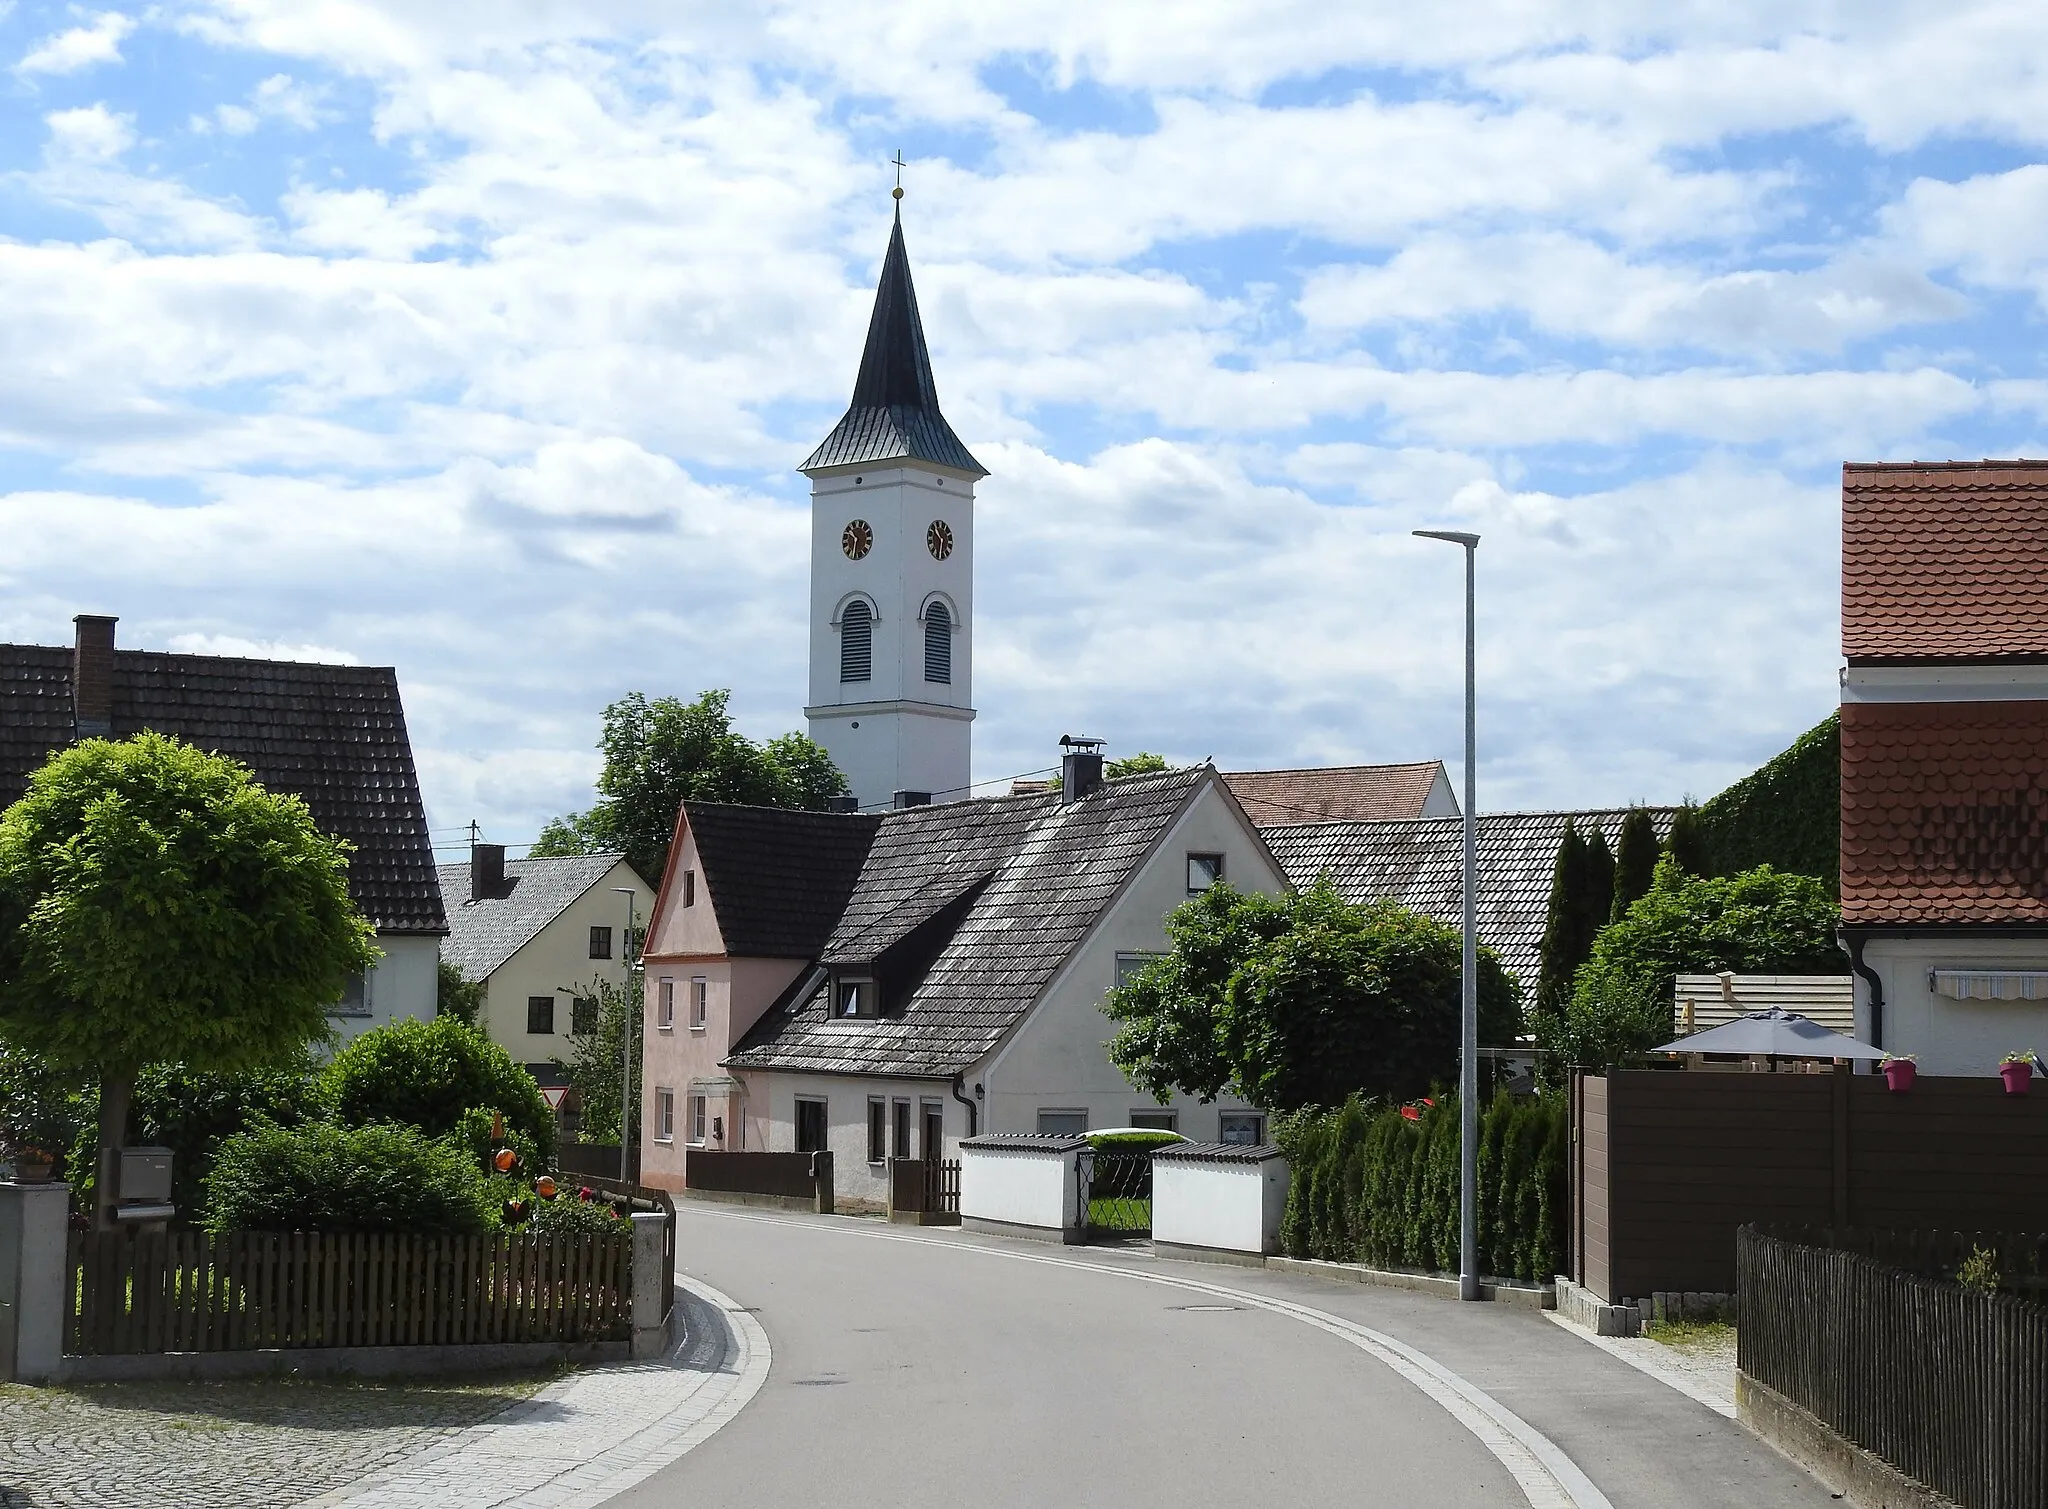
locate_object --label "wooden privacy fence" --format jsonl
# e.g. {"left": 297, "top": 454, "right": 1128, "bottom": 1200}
{"left": 67, "top": 1229, "right": 632, "bottom": 1356}
{"left": 1739, "top": 1226, "right": 2048, "bottom": 1509}
{"left": 885, "top": 1158, "right": 960, "bottom": 1223}
{"left": 685, "top": 1149, "right": 833, "bottom": 1211}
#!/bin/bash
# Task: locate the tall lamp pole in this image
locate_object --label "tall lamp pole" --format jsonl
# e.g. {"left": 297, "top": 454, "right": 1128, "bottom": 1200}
{"left": 610, "top": 886, "right": 639, "bottom": 1186}
{"left": 1414, "top": 528, "right": 1481, "bottom": 1302}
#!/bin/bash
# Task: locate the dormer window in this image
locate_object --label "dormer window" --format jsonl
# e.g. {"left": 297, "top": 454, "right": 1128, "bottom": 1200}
{"left": 835, "top": 977, "right": 875, "bottom": 1018}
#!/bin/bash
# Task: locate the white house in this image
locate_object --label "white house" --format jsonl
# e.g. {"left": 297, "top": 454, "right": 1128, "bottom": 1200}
{"left": 1839, "top": 461, "right": 2048, "bottom": 1076}
{"left": 438, "top": 844, "right": 652, "bottom": 1082}
{"left": 637, "top": 752, "right": 1287, "bottom": 1209}
{"left": 0, "top": 613, "right": 446, "bottom": 1039}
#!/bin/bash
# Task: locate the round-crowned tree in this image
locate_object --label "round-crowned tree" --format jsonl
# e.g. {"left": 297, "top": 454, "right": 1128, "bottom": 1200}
{"left": 0, "top": 733, "right": 376, "bottom": 1228}
{"left": 321, "top": 1015, "right": 556, "bottom": 1161}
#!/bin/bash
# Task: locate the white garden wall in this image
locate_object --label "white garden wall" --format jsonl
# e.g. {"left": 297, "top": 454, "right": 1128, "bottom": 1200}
{"left": 958, "top": 1136, "right": 1085, "bottom": 1243}
{"left": 1151, "top": 1148, "right": 1289, "bottom": 1257}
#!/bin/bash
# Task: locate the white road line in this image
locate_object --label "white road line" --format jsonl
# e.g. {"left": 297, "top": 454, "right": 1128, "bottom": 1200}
{"left": 688, "top": 1209, "right": 1613, "bottom": 1509}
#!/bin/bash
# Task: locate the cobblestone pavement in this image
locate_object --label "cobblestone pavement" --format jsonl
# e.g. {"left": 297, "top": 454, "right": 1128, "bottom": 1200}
{"left": 0, "top": 1370, "right": 556, "bottom": 1509}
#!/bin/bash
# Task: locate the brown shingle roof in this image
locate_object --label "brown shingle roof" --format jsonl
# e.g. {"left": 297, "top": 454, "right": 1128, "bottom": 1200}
{"left": 0, "top": 643, "right": 445, "bottom": 934}
{"left": 1841, "top": 699, "right": 2048, "bottom": 926}
{"left": 1843, "top": 461, "right": 2048, "bottom": 663}
{"left": 1224, "top": 762, "right": 1449, "bottom": 826}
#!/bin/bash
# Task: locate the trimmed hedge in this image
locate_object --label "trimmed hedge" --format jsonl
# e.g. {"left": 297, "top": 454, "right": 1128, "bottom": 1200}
{"left": 1695, "top": 714, "right": 1839, "bottom": 892}
{"left": 1275, "top": 1092, "right": 1567, "bottom": 1283}
{"left": 204, "top": 1119, "right": 495, "bottom": 1235}
{"left": 320, "top": 1016, "right": 556, "bottom": 1161}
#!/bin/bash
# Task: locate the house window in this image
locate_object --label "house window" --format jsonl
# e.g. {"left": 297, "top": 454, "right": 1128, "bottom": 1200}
{"left": 571, "top": 996, "right": 598, "bottom": 1035}
{"left": 892, "top": 1098, "right": 912, "bottom": 1160}
{"left": 924, "top": 601, "right": 952, "bottom": 684}
{"left": 691, "top": 977, "right": 708, "bottom": 1030}
{"left": 868, "top": 1098, "right": 887, "bottom": 1164}
{"left": 689, "top": 1094, "right": 707, "bottom": 1146}
{"left": 1130, "top": 1109, "right": 1178, "bottom": 1132}
{"left": 796, "top": 1097, "right": 829, "bottom": 1153}
{"left": 1115, "top": 951, "right": 1165, "bottom": 987}
{"left": 840, "top": 599, "right": 873, "bottom": 682}
{"left": 836, "top": 978, "right": 873, "bottom": 1018}
{"left": 527, "top": 995, "right": 555, "bottom": 1034}
{"left": 655, "top": 1088, "right": 675, "bottom": 1142}
{"left": 657, "top": 978, "right": 675, "bottom": 1030}
{"left": 1186, "top": 852, "right": 1225, "bottom": 895}
{"left": 331, "top": 971, "right": 372, "bottom": 1017}
{"left": 683, "top": 870, "right": 696, "bottom": 907}
{"left": 922, "top": 1101, "right": 945, "bottom": 1159}
{"left": 1037, "top": 1109, "right": 1088, "bottom": 1136}
{"left": 1219, "top": 1112, "right": 1266, "bottom": 1146}
{"left": 589, "top": 925, "right": 613, "bottom": 959}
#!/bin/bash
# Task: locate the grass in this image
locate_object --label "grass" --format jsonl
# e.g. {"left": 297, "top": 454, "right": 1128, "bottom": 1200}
{"left": 1643, "top": 1318, "right": 1735, "bottom": 1348}
{"left": 1087, "top": 1196, "right": 1151, "bottom": 1232}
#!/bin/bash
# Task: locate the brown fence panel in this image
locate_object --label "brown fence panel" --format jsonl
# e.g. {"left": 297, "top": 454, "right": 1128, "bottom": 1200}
{"left": 1740, "top": 1226, "right": 2048, "bottom": 1509}
{"left": 685, "top": 1149, "right": 820, "bottom": 1199}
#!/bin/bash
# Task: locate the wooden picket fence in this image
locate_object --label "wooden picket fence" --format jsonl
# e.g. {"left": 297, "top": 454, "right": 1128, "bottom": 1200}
{"left": 66, "top": 1229, "right": 633, "bottom": 1356}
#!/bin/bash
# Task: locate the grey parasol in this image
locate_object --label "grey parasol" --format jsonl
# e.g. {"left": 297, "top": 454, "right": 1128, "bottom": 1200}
{"left": 1653, "top": 1007, "right": 1887, "bottom": 1060}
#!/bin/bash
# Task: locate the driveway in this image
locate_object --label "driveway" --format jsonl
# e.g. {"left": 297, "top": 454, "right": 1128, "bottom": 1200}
{"left": 612, "top": 1206, "right": 1835, "bottom": 1509}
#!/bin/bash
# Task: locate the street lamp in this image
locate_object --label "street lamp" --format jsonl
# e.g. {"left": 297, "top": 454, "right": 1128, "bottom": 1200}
{"left": 610, "top": 886, "right": 639, "bottom": 1185}
{"left": 1414, "top": 528, "right": 1481, "bottom": 1303}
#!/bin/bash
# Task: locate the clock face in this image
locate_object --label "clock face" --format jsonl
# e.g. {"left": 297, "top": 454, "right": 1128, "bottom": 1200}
{"left": 841, "top": 520, "right": 873, "bottom": 560}
{"left": 926, "top": 519, "right": 954, "bottom": 561}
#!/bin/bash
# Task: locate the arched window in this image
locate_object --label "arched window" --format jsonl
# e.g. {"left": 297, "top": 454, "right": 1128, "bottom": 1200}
{"left": 924, "top": 600, "right": 952, "bottom": 684}
{"left": 840, "top": 599, "right": 872, "bottom": 683}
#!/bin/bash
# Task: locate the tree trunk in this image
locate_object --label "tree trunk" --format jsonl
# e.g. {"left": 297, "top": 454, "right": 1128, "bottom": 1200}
{"left": 94, "top": 1070, "right": 136, "bottom": 1232}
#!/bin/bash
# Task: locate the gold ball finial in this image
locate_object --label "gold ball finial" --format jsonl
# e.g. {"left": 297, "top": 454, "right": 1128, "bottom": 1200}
{"left": 892, "top": 185, "right": 904, "bottom": 200}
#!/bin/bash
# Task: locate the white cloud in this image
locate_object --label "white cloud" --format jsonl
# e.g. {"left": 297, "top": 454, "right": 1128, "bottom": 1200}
{"left": 165, "top": 632, "right": 362, "bottom": 664}
{"left": 17, "top": 11, "right": 135, "bottom": 76}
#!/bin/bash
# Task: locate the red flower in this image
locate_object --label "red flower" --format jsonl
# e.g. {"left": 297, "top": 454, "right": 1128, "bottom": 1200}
{"left": 578, "top": 1185, "right": 595, "bottom": 1202}
{"left": 1400, "top": 1106, "right": 1420, "bottom": 1121}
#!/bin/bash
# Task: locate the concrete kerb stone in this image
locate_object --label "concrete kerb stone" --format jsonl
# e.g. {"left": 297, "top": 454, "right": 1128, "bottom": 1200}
{"left": 1265, "top": 1255, "right": 1557, "bottom": 1310}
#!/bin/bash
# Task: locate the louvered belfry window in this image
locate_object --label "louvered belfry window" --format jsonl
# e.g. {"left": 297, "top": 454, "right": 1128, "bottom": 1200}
{"left": 924, "top": 601, "right": 952, "bottom": 684}
{"left": 840, "top": 599, "right": 873, "bottom": 682}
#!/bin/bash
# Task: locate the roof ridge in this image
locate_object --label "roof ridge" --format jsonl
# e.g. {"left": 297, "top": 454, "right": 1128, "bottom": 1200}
{"left": 1227, "top": 760, "right": 1440, "bottom": 776}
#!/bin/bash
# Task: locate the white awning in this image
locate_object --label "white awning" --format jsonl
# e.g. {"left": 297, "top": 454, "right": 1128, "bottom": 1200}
{"left": 1930, "top": 970, "right": 2048, "bottom": 1002}
{"left": 690, "top": 1075, "right": 745, "bottom": 1093}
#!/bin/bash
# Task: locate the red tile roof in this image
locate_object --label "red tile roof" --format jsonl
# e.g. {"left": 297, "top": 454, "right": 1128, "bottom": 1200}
{"left": 1843, "top": 461, "right": 2048, "bottom": 663}
{"left": 1840, "top": 699, "right": 2048, "bottom": 925}
{"left": 1225, "top": 762, "right": 1448, "bottom": 826}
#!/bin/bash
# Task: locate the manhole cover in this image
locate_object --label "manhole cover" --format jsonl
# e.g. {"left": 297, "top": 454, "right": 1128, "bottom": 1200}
{"left": 1168, "top": 1304, "right": 1244, "bottom": 1312}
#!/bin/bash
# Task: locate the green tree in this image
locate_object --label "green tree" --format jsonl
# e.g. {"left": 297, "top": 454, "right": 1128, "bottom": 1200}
{"left": 1533, "top": 821, "right": 1613, "bottom": 1020}
{"left": 1106, "top": 880, "right": 1520, "bottom": 1112}
{"left": 436, "top": 958, "right": 485, "bottom": 1028}
{"left": 321, "top": 1016, "right": 556, "bottom": 1161}
{"left": 557, "top": 971, "right": 643, "bottom": 1154}
{"left": 1609, "top": 807, "right": 1660, "bottom": 923}
{"left": 532, "top": 690, "right": 848, "bottom": 879}
{"left": 1106, "top": 752, "right": 1170, "bottom": 779}
{"left": 1546, "top": 860, "right": 1842, "bottom": 1072}
{"left": 0, "top": 734, "right": 377, "bottom": 1228}
{"left": 1663, "top": 803, "right": 1710, "bottom": 877}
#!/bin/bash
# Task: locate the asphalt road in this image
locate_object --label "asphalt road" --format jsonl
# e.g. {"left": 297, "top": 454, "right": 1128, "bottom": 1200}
{"left": 614, "top": 1207, "right": 1837, "bottom": 1509}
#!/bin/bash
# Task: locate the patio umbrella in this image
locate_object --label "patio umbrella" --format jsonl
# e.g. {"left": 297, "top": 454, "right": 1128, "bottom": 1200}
{"left": 1653, "top": 1007, "right": 1887, "bottom": 1060}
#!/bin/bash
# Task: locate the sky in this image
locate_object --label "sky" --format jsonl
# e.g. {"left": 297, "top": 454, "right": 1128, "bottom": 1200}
{"left": 2, "top": 2, "right": 2046, "bottom": 856}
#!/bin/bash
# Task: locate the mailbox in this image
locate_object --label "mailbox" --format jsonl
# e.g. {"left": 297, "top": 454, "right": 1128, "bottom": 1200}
{"left": 117, "top": 1146, "right": 173, "bottom": 1204}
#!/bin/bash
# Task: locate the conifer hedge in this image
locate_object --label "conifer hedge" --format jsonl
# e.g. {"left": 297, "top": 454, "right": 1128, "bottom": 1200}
{"left": 1274, "top": 1091, "right": 1567, "bottom": 1283}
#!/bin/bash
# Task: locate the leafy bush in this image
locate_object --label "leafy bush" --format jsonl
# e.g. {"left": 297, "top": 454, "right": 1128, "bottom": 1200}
{"left": 1540, "top": 861, "right": 1842, "bottom": 1072}
{"left": 529, "top": 1192, "right": 630, "bottom": 1236}
{"left": 1086, "top": 1130, "right": 1184, "bottom": 1153}
{"left": 1275, "top": 1092, "right": 1567, "bottom": 1283}
{"left": 204, "top": 1120, "right": 493, "bottom": 1234}
{"left": 321, "top": 1016, "right": 555, "bottom": 1161}
{"left": 447, "top": 1105, "right": 545, "bottom": 1178}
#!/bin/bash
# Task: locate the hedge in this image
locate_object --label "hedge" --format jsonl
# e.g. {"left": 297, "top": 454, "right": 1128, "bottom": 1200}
{"left": 1275, "top": 1092, "right": 1568, "bottom": 1283}
{"left": 320, "top": 1016, "right": 556, "bottom": 1161}
{"left": 1694, "top": 713, "right": 1839, "bottom": 892}
{"left": 204, "top": 1119, "right": 496, "bottom": 1235}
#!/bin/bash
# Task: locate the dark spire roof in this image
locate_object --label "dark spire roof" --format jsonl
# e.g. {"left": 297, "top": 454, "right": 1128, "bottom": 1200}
{"left": 801, "top": 210, "right": 987, "bottom": 478}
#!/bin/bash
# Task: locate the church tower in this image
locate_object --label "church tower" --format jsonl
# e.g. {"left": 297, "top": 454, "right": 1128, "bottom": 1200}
{"left": 801, "top": 204, "right": 985, "bottom": 810}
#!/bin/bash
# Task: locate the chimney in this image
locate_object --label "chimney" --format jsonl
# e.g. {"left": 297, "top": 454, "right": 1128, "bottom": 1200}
{"left": 72, "top": 615, "right": 118, "bottom": 741}
{"left": 891, "top": 790, "right": 932, "bottom": 809}
{"left": 470, "top": 842, "right": 506, "bottom": 903}
{"left": 1059, "top": 735, "right": 1105, "bottom": 804}
{"left": 826, "top": 795, "right": 861, "bottom": 813}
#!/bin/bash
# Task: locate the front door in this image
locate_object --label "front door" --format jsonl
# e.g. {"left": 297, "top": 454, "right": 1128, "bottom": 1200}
{"left": 922, "top": 1102, "right": 945, "bottom": 1160}
{"left": 795, "top": 1097, "right": 828, "bottom": 1153}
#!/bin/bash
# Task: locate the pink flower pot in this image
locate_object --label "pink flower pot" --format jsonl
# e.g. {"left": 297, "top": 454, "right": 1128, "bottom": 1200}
{"left": 2001, "top": 1061, "right": 2033, "bottom": 1095}
{"left": 1882, "top": 1059, "right": 1917, "bottom": 1093}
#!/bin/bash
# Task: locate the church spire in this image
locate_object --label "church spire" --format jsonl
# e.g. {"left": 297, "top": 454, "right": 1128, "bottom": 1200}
{"left": 801, "top": 204, "right": 986, "bottom": 478}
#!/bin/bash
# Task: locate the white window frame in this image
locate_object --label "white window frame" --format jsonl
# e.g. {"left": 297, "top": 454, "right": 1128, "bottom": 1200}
{"left": 1036, "top": 1108, "right": 1088, "bottom": 1136}
{"left": 689, "top": 1094, "right": 707, "bottom": 1147}
{"left": 1186, "top": 852, "right": 1225, "bottom": 895}
{"left": 1115, "top": 951, "right": 1165, "bottom": 988}
{"left": 691, "top": 976, "right": 708, "bottom": 1030}
{"left": 1218, "top": 1111, "right": 1266, "bottom": 1146}
{"left": 867, "top": 1097, "right": 887, "bottom": 1164}
{"left": 657, "top": 977, "right": 675, "bottom": 1031}
{"left": 836, "top": 977, "right": 874, "bottom": 1019}
{"left": 1130, "top": 1108, "right": 1178, "bottom": 1132}
{"left": 655, "top": 1087, "right": 675, "bottom": 1143}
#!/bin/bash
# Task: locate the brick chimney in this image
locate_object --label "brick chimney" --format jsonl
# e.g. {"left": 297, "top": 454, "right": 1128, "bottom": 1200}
{"left": 470, "top": 841, "right": 506, "bottom": 903}
{"left": 72, "top": 615, "right": 118, "bottom": 741}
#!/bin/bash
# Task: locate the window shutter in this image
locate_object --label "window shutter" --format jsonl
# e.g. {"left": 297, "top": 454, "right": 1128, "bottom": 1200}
{"left": 923, "top": 601, "right": 952, "bottom": 684}
{"left": 841, "top": 600, "right": 872, "bottom": 682}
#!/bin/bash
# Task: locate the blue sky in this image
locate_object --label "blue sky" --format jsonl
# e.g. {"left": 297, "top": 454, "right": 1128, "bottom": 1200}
{"left": 2, "top": 2, "right": 2046, "bottom": 854}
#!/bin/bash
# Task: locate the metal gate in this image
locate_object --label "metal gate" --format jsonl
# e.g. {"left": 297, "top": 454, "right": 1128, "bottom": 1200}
{"left": 1081, "top": 1148, "right": 1154, "bottom": 1237}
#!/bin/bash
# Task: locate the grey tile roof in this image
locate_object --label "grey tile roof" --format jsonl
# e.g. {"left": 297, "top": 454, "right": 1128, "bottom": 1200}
{"left": 1154, "top": 1142, "right": 1285, "bottom": 1164}
{"left": 800, "top": 211, "right": 986, "bottom": 478}
{"left": 438, "top": 853, "right": 635, "bottom": 981}
{"left": 1225, "top": 762, "right": 1450, "bottom": 825}
{"left": 1262, "top": 808, "right": 1676, "bottom": 988}
{"left": 0, "top": 643, "right": 445, "bottom": 934}
{"left": 685, "top": 804, "right": 882, "bottom": 960}
{"left": 961, "top": 1132, "right": 1090, "bottom": 1153}
{"left": 727, "top": 766, "right": 1208, "bottom": 1079}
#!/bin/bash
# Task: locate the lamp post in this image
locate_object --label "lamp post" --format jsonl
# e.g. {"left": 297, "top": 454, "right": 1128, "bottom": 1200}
{"left": 610, "top": 886, "right": 639, "bottom": 1185}
{"left": 1414, "top": 528, "right": 1480, "bottom": 1302}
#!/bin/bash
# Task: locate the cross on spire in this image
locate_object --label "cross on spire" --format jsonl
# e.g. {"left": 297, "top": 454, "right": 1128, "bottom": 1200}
{"left": 891, "top": 150, "right": 907, "bottom": 201}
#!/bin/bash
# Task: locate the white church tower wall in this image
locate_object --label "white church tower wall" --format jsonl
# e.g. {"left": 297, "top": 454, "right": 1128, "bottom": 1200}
{"left": 800, "top": 202, "right": 986, "bottom": 810}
